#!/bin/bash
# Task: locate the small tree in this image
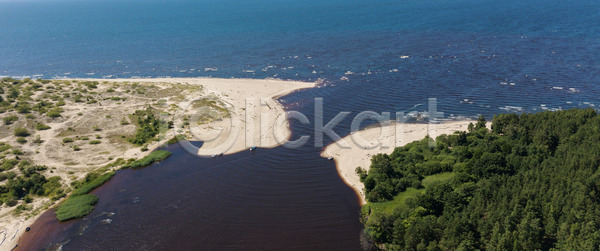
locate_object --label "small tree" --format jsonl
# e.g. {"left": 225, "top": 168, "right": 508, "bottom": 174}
{"left": 475, "top": 115, "right": 486, "bottom": 130}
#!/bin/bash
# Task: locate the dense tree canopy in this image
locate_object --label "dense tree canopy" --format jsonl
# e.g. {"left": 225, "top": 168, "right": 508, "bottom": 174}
{"left": 359, "top": 109, "right": 600, "bottom": 250}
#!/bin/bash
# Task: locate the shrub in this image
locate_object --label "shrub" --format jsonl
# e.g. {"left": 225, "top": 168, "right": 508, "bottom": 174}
{"left": 16, "top": 104, "right": 31, "bottom": 114}
{"left": 35, "top": 123, "right": 51, "bottom": 130}
{"left": 89, "top": 140, "right": 101, "bottom": 145}
{"left": 14, "top": 127, "right": 30, "bottom": 137}
{"left": 5, "top": 198, "right": 18, "bottom": 207}
{"left": 16, "top": 137, "right": 27, "bottom": 144}
{"left": 33, "top": 135, "right": 43, "bottom": 144}
{"left": 93, "top": 126, "right": 101, "bottom": 131}
{"left": 123, "top": 150, "right": 171, "bottom": 169}
{"left": 72, "top": 146, "right": 81, "bottom": 151}
{"left": 3, "top": 115, "right": 18, "bottom": 125}
{"left": 47, "top": 108, "right": 62, "bottom": 118}
{"left": 55, "top": 194, "right": 99, "bottom": 221}
{"left": 62, "top": 138, "right": 74, "bottom": 143}
{"left": 11, "top": 149, "right": 23, "bottom": 155}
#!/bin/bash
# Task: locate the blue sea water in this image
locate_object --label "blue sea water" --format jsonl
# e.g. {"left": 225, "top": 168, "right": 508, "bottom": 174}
{"left": 1, "top": 0, "right": 600, "bottom": 118}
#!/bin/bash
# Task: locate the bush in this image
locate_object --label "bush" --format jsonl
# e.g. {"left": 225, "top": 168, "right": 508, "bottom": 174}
{"left": 123, "top": 150, "right": 171, "bottom": 169}
{"left": 5, "top": 198, "right": 18, "bottom": 207}
{"left": 55, "top": 194, "right": 99, "bottom": 221}
{"left": 89, "top": 140, "right": 101, "bottom": 145}
{"left": 3, "top": 115, "right": 18, "bottom": 125}
{"left": 62, "top": 138, "right": 74, "bottom": 143}
{"left": 16, "top": 104, "right": 31, "bottom": 114}
{"left": 35, "top": 123, "right": 51, "bottom": 130}
{"left": 33, "top": 135, "right": 43, "bottom": 144}
{"left": 93, "top": 126, "right": 101, "bottom": 132}
{"left": 16, "top": 137, "right": 27, "bottom": 144}
{"left": 72, "top": 146, "right": 81, "bottom": 151}
{"left": 47, "top": 108, "right": 62, "bottom": 118}
{"left": 14, "top": 127, "right": 30, "bottom": 137}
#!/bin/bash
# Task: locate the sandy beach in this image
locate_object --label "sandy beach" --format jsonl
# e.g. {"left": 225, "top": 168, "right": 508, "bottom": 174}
{"left": 0, "top": 78, "right": 315, "bottom": 250}
{"left": 321, "top": 121, "right": 477, "bottom": 204}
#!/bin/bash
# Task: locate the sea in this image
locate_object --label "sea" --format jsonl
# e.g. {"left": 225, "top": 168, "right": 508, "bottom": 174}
{"left": 2, "top": 0, "right": 599, "bottom": 249}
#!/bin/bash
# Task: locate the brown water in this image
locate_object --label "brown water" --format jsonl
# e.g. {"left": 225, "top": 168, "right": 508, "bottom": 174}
{"left": 17, "top": 142, "right": 364, "bottom": 250}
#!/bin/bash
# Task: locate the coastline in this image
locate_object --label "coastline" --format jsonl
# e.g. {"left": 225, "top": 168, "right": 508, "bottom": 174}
{"left": 2, "top": 77, "right": 316, "bottom": 250}
{"left": 321, "top": 120, "right": 476, "bottom": 204}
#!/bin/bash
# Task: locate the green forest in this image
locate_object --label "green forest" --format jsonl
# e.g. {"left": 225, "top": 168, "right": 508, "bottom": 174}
{"left": 358, "top": 109, "right": 600, "bottom": 250}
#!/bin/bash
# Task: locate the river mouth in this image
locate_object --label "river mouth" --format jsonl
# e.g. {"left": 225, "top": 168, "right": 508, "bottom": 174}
{"left": 18, "top": 142, "right": 364, "bottom": 250}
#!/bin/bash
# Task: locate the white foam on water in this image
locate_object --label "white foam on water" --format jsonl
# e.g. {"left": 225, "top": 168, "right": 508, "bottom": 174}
{"left": 499, "top": 106, "right": 523, "bottom": 112}
{"left": 552, "top": 86, "right": 563, "bottom": 90}
{"left": 400, "top": 55, "right": 410, "bottom": 59}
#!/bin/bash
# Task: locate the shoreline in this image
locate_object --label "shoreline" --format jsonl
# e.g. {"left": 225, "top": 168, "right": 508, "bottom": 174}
{"left": 321, "top": 120, "right": 476, "bottom": 204}
{"left": 2, "top": 77, "right": 316, "bottom": 250}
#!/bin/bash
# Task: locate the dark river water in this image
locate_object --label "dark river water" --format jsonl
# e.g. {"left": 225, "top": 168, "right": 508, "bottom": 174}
{"left": 18, "top": 140, "right": 364, "bottom": 250}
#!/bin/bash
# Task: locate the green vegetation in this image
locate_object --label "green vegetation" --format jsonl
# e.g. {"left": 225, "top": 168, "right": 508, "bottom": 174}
{"left": 166, "top": 134, "right": 186, "bottom": 145}
{"left": 89, "top": 140, "right": 101, "bottom": 145}
{"left": 71, "top": 172, "right": 114, "bottom": 196}
{"left": 46, "top": 108, "right": 62, "bottom": 118}
{"left": 123, "top": 150, "right": 171, "bottom": 169}
{"left": 35, "top": 122, "right": 51, "bottom": 130}
{"left": 14, "top": 127, "right": 30, "bottom": 137}
{"left": 62, "top": 137, "right": 74, "bottom": 143}
{"left": 0, "top": 162, "right": 64, "bottom": 207}
{"left": 55, "top": 194, "right": 98, "bottom": 221}
{"left": 3, "top": 115, "right": 18, "bottom": 125}
{"left": 128, "top": 108, "right": 172, "bottom": 145}
{"left": 55, "top": 171, "right": 114, "bottom": 221}
{"left": 359, "top": 109, "right": 600, "bottom": 250}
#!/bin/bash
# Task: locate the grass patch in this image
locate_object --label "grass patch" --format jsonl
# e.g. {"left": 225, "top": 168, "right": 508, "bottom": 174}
{"left": 421, "top": 172, "right": 455, "bottom": 188}
{"left": 123, "top": 150, "right": 171, "bottom": 169}
{"left": 364, "top": 172, "right": 456, "bottom": 222}
{"left": 55, "top": 194, "right": 98, "bottom": 221}
{"left": 55, "top": 172, "right": 115, "bottom": 221}
{"left": 71, "top": 172, "right": 115, "bottom": 196}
